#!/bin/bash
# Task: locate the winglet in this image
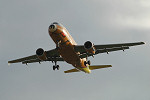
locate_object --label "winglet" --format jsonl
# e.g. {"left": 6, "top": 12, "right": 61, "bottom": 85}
{"left": 8, "top": 63, "right": 11, "bottom": 66}
{"left": 142, "top": 42, "right": 145, "bottom": 44}
{"left": 140, "top": 42, "right": 145, "bottom": 45}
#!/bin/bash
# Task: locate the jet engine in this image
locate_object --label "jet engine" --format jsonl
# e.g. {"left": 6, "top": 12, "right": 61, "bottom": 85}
{"left": 84, "top": 41, "right": 96, "bottom": 54}
{"left": 36, "top": 48, "right": 47, "bottom": 61}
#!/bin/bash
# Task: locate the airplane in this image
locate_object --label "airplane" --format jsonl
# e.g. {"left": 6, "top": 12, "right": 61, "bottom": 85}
{"left": 8, "top": 22, "right": 145, "bottom": 73}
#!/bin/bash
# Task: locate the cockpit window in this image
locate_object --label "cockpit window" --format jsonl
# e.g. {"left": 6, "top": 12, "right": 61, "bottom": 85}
{"left": 52, "top": 22, "right": 64, "bottom": 27}
{"left": 53, "top": 22, "right": 59, "bottom": 25}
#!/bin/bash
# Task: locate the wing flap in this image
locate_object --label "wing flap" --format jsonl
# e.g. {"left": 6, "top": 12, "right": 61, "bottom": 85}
{"left": 64, "top": 68, "right": 80, "bottom": 73}
{"left": 89, "top": 65, "right": 112, "bottom": 70}
{"left": 46, "top": 49, "right": 60, "bottom": 57}
{"left": 22, "top": 59, "right": 41, "bottom": 64}
{"left": 79, "top": 47, "right": 129, "bottom": 58}
{"left": 22, "top": 57, "right": 64, "bottom": 64}
{"left": 8, "top": 55, "right": 37, "bottom": 64}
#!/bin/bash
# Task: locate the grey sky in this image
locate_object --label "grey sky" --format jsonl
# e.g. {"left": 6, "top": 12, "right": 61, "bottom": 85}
{"left": 0, "top": 0, "right": 150, "bottom": 100}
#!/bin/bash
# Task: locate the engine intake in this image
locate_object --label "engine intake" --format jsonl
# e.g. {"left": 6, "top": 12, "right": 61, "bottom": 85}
{"left": 84, "top": 41, "right": 93, "bottom": 49}
{"left": 36, "top": 48, "right": 47, "bottom": 61}
{"left": 84, "top": 41, "right": 96, "bottom": 54}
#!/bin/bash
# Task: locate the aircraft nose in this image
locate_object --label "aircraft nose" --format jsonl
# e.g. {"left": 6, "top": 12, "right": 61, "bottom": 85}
{"left": 49, "top": 24, "right": 57, "bottom": 32}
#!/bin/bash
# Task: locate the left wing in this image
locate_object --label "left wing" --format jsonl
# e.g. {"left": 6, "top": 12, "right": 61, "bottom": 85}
{"left": 8, "top": 49, "right": 64, "bottom": 64}
{"left": 74, "top": 42, "right": 145, "bottom": 58}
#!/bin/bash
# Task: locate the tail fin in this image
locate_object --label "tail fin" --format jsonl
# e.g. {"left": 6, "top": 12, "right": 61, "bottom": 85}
{"left": 89, "top": 65, "right": 112, "bottom": 70}
{"left": 64, "top": 65, "right": 112, "bottom": 73}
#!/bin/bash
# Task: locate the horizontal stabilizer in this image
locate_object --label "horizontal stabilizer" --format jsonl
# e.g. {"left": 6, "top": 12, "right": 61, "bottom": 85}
{"left": 89, "top": 65, "right": 112, "bottom": 70}
{"left": 64, "top": 68, "right": 80, "bottom": 73}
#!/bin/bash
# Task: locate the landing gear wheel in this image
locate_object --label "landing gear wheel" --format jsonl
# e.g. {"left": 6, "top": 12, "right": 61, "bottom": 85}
{"left": 52, "top": 58, "right": 60, "bottom": 71}
{"left": 53, "top": 65, "right": 56, "bottom": 70}
{"left": 84, "top": 61, "right": 91, "bottom": 66}
{"left": 84, "top": 61, "right": 87, "bottom": 66}
{"left": 87, "top": 60, "right": 91, "bottom": 65}
{"left": 52, "top": 65, "right": 60, "bottom": 70}
{"left": 56, "top": 65, "right": 59, "bottom": 70}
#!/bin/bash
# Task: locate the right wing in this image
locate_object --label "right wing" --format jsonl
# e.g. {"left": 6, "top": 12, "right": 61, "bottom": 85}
{"left": 74, "top": 42, "right": 145, "bottom": 58}
{"left": 8, "top": 49, "right": 64, "bottom": 64}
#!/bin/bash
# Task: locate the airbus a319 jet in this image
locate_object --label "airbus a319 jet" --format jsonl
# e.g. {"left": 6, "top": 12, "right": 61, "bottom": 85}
{"left": 8, "top": 22, "right": 145, "bottom": 73}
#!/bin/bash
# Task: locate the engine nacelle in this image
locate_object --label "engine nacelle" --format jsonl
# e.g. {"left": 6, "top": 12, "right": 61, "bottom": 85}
{"left": 36, "top": 48, "right": 47, "bottom": 61}
{"left": 84, "top": 41, "right": 96, "bottom": 54}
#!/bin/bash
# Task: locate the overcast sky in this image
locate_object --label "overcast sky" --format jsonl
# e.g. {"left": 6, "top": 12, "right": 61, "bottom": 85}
{"left": 0, "top": 0, "right": 150, "bottom": 100}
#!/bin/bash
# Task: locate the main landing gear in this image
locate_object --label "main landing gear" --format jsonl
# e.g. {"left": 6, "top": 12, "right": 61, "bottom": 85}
{"left": 84, "top": 60, "right": 91, "bottom": 66}
{"left": 53, "top": 40, "right": 61, "bottom": 70}
{"left": 53, "top": 65, "right": 59, "bottom": 70}
{"left": 53, "top": 60, "right": 60, "bottom": 70}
